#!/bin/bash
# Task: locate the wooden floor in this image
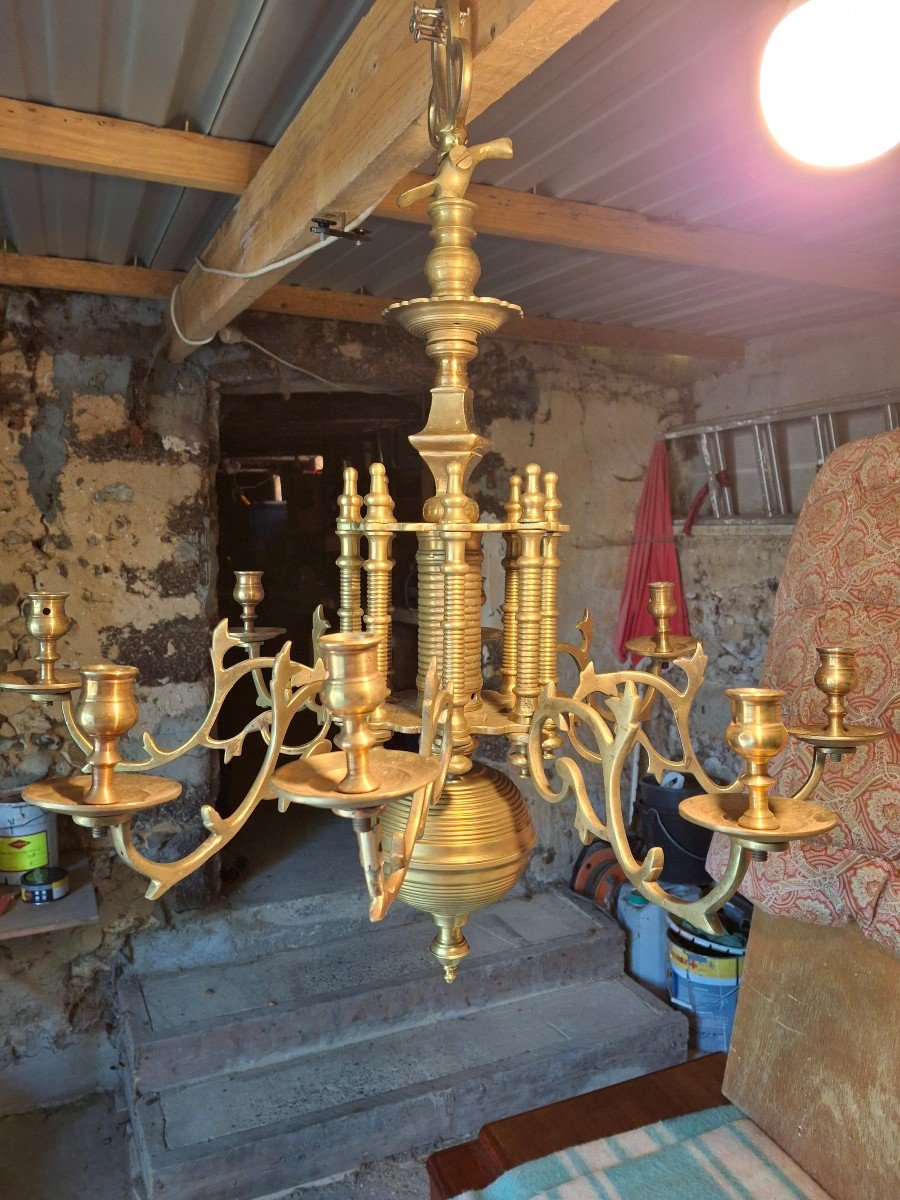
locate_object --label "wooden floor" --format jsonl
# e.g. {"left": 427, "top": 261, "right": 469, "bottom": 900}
{"left": 426, "top": 1054, "right": 727, "bottom": 1199}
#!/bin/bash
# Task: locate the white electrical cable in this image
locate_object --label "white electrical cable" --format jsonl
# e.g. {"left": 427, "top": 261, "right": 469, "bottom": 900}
{"left": 225, "top": 330, "right": 352, "bottom": 391}
{"left": 169, "top": 286, "right": 217, "bottom": 347}
{"left": 168, "top": 202, "right": 377, "bottom": 345}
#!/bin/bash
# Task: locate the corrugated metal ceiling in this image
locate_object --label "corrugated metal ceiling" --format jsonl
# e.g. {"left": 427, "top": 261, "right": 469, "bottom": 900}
{"left": 0, "top": 0, "right": 897, "bottom": 341}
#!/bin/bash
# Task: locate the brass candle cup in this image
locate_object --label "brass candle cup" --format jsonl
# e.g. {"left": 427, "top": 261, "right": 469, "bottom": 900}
{"left": 624, "top": 580, "right": 697, "bottom": 663}
{"left": 22, "top": 662, "right": 181, "bottom": 826}
{"left": 725, "top": 687, "right": 786, "bottom": 831}
{"left": 648, "top": 581, "right": 676, "bottom": 655}
{"left": 78, "top": 664, "right": 140, "bottom": 805}
{"left": 233, "top": 570, "right": 264, "bottom": 634}
{"left": 0, "top": 592, "right": 81, "bottom": 697}
{"left": 320, "top": 632, "right": 388, "bottom": 794}
{"left": 27, "top": 591, "right": 71, "bottom": 681}
{"left": 228, "top": 570, "right": 285, "bottom": 646}
{"left": 786, "top": 645, "right": 885, "bottom": 752}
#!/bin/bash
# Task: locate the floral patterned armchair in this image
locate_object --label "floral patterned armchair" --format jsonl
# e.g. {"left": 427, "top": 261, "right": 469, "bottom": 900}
{"left": 708, "top": 429, "right": 899, "bottom": 954}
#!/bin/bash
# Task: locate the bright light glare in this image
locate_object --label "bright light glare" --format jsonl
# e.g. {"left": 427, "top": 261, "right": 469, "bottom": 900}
{"left": 760, "top": 0, "right": 900, "bottom": 168}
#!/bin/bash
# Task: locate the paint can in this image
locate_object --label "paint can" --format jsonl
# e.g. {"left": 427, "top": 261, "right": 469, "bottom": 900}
{"left": 616, "top": 884, "right": 702, "bottom": 1000}
{"left": 20, "top": 865, "right": 70, "bottom": 904}
{"left": 666, "top": 916, "right": 746, "bottom": 1052}
{"left": 0, "top": 792, "right": 59, "bottom": 885}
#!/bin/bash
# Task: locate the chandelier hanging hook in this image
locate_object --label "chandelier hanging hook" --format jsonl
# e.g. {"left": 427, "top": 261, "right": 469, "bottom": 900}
{"left": 411, "top": 1, "right": 472, "bottom": 152}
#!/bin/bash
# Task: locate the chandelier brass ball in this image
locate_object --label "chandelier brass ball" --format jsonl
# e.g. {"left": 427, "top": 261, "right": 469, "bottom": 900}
{"left": 380, "top": 763, "right": 536, "bottom": 980}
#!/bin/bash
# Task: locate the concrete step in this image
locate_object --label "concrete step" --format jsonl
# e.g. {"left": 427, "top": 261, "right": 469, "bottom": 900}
{"left": 130, "top": 974, "right": 687, "bottom": 1200}
{"left": 127, "top": 885, "right": 381, "bottom": 975}
{"left": 119, "top": 891, "right": 621, "bottom": 1090}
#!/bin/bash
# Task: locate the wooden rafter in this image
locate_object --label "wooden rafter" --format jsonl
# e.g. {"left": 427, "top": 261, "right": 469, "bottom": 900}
{"left": 0, "top": 252, "right": 744, "bottom": 360}
{"left": 0, "top": 96, "right": 267, "bottom": 193}
{"left": 1, "top": 95, "right": 897, "bottom": 302}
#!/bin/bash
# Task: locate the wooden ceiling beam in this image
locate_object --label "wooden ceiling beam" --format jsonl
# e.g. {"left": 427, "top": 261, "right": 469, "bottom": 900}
{"left": 382, "top": 175, "right": 900, "bottom": 299}
{"left": 0, "top": 96, "right": 268, "bottom": 193}
{"left": 0, "top": 252, "right": 744, "bottom": 360}
{"left": 163, "top": 0, "right": 621, "bottom": 360}
{"left": 1, "top": 94, "right": 895, "bottom": 301}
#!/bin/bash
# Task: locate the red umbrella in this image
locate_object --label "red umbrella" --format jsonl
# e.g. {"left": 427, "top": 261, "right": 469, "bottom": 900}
{"left": 614, "top": 440, "right": 690, "bottom": 663}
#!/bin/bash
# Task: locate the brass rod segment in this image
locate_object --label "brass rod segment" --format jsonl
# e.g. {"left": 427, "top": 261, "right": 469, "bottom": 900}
{"left": 498, "top": 473, "right": 522, "bottom": 708}
{"left": 539, "top": 472, "right": 564, "bottom": 755}
{"left": 416, "top": 528, "right": 444, "bottom": 697}
{"left": 440, "top": 461, "right": 477, "bottom": 772}
{"left": 465, "top": 529, "right": 486, "bottom": 714}
{"left": 509, "top": 464, "right": 546, "bottom": 775}
{"left": 363, "top": 463, "right": 396, "bottom": 712}
{"left": 337, "top": 467, "right": 364, "bottom": 633}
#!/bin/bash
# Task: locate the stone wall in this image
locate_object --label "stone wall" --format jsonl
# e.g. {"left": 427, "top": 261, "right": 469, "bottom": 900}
{"left": 0, "top": 291, "right": 220, "bottom": 1111}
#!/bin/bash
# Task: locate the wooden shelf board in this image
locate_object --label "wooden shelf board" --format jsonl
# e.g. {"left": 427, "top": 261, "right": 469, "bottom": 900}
{"left": 0, "top": 862, "right": 99, "bottom": 940}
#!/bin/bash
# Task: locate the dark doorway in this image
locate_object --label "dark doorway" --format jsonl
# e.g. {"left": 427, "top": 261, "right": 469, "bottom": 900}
{"left": 214, "top": 386, "right": 426, "bottom": 904}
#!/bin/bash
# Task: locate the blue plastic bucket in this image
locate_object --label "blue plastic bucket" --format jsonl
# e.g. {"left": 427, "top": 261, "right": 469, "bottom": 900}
{"left": 666, "top": 918, "right": 745, "bottom": 1052}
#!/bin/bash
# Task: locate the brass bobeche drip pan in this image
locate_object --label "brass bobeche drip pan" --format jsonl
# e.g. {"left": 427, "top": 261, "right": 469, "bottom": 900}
{"left": 785, "top": 645, "right": 886, "bottom": 753}
{"left": 680, "top": 687, "right": 838, "bottom": 850}
{"left": 272, "top": 632, "right": 443, "bottom": 814}
{"left": 0, "top": 592, "right": 82, "bottom": 698}
{"left": 625, "top": 581, "right": 698, "bottom": 663}
{"left": 227, "top": 570, "right": 286, "bottom": 646}
{"left": 23, "top": 663, "right": 181, "bottom": 829}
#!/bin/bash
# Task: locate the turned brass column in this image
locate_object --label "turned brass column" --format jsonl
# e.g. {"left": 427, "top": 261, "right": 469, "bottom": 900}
{"left": 337, "top": 467, "right": 364, "bottom": 634}
{"left": 509, "top": 465, "right": 546, "bottom": 774}
{"left": 498, "top": 474, "right": 522, "bottom": 709}
{"left": 440, "top": 462, "right": 477, "bottom": 772}
{"left": 539, "top": 472, "right": 563, "bottom": 754}
{"left": 363, "top": 463, "right": 395, "bottom": 711}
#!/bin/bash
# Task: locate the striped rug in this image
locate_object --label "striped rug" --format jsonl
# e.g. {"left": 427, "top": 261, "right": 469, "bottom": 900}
{"left": 457, "top": 1105, "right": 831, "bottom": 1199}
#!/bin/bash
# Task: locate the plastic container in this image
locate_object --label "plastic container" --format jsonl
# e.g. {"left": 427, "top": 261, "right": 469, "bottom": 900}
{"left": 666, "top": 917, "right": 746, "bottom": 1052}
{"left": 635, "top": 773, "right": 714, "bottom": 886}
{"left": 616, "top": 884, "right": 701, "bottom": 1000}
{"left": 0, "top": 794, "right": 58, "bottom": 885}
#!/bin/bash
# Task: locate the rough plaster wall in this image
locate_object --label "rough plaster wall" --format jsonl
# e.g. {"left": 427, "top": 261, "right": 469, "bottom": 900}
{"left": 651, "top": 528, "right": 791, "bottom": 780}
{"left": 693, "top": 311, "right": 900, "bottom": 421}
{"left": 0, "top": 291, "right": 217, "bottom": 1112}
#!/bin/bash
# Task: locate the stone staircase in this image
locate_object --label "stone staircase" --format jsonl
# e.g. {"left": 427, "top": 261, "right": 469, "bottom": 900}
{"left": 118, "top": 887, "right": 687, "bottom": 1200}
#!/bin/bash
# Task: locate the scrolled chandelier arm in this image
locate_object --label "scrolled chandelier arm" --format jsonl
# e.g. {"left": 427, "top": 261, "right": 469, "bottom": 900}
{"left": 525, "top": 584, "right": 882, "bottom": 935}
{"left": 0, "top": 1, "right": 885, "bottom": 981}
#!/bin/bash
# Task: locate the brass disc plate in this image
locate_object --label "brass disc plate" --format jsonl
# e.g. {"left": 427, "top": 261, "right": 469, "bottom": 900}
{"left": 383, "top": 296, "right": 523, "bottom": 339}
{"left": 272, "top": 749, "right": 441, "bottom": 810}
{"left": 624, "top": 635, "right": 698, "bottom": 662}
{"left": 23, "top": 773, "right": 182, "bottom": 820}
{"left": 679, "top": 793, "right": 838, "bottom": 844}
{"left": 785, "top": 724, "right": 885, "bottom": 749}
{"left": 0, "top": 668, "right": 82, "bottom": 695}
{"left": 226, "top": 626, "right": 286, "bottom": 645}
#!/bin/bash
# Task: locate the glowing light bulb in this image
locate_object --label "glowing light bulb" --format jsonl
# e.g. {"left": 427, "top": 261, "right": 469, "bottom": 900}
{"left": 760, "top": 0, "right": 900, "bottom": 168}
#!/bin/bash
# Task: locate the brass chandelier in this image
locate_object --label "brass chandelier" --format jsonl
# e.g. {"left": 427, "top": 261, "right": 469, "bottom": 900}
{"left": 1, "top": 1, "right": 882, "bottom": 982}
